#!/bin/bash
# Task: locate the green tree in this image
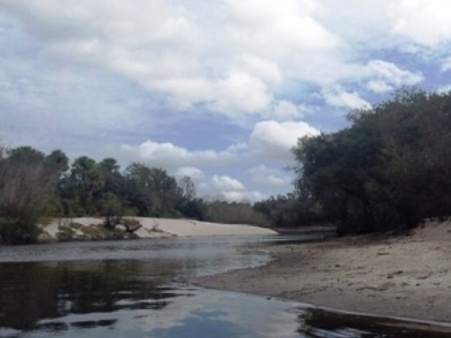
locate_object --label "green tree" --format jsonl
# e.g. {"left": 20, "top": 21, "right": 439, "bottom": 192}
{"left": 0, "top": 146, "right": 58, "bottom": 244}
{"left": 98, "top": 157, "right": 125, "bottom": 202}
{"left": 176, "top": 176, "right": 206, "bottom": 220}
{"left": 7, "top": 146, "right": 45, "bottom": 164}
{"left": 45, "top": 149, "right": 69, "bottom": 174}
{"left": 125, "top": 163, "right": 182, "bottom": 217}
{"left": 100, "top": 192, "right": 122, "bottom": 229}
{"left": 292, "top": 88, "right": 451, "bottom": 235}
{"left": 254, "top": 194, "right": 325, "bottom": 228}
{"left": 205, "top": 201, "right": 269, "bottom": 227}
{"left": 60, "top": 156, "right": 104, "bottom": 215}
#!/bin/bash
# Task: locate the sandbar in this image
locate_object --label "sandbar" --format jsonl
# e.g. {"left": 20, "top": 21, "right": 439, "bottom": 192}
{"left": 194, "top": 221, "right": 451, "bottom": 323}
{"left": 39, "top": 216, "right": 277, "bottom": 241}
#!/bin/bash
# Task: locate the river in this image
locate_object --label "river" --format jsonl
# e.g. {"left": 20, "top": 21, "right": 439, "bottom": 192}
{"left": 0, "top": 235, "right": 450, "bottom": 337}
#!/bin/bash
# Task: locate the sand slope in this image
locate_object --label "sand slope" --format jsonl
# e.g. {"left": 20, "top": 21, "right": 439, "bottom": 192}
{"left": 39, "top": 217, "right": 277, "bottom": 241}
{"left": 195, "top": 221, "right": 451, "bottom": 323}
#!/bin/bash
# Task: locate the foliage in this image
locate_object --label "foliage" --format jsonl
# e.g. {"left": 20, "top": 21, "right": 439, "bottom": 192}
{"left": 6, "top": 87, "right": 451, "bottom": 242}
{"left": 205, "top": 201, "right": 270, "bottom": 227}
{"left": 124, "top": 164, "right": 182, "bottom": 217}
{"left": 0, "top": 142, "right": 275, "bottom": 244}
{"left": 0, "top": 148, "right": 60, "bottom": 244}
{"left": 254, "top": 194, "right": 326, "bottom": 228}
{"left": 292, "top": 88, "right": 451, "bottom": 235}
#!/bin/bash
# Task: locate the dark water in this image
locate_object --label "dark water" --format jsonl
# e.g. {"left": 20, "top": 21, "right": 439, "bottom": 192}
{"left": 0, "top": 236, "right": 450, "bottom": 337}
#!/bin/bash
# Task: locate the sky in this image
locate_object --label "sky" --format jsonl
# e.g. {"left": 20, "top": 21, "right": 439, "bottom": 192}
{"left": 1, "top": 0, "right": 451, "bottom": 202}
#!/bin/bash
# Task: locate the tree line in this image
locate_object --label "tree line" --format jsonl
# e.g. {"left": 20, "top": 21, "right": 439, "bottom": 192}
{"left": 292, "top": 88, "right": 451, "bottom": 235}
{"left": 0, "top": 146, "right": 269, "bottom": 244}
{"left": 4, "top": 87, "right": 449, "bottom": 243}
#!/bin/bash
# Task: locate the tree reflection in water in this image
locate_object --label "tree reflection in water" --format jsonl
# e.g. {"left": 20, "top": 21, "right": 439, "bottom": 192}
{"left": 0, "top": 260, "right": 184, "bottom": 333}
{"left": 2, "top": 239, "right": 451, "bottom": 337}
{"left": 298, "top": 307, "right": 451, "bottom": 338}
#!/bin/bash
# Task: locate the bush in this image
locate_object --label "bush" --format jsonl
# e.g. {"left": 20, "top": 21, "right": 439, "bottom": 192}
{"left": 0, "top": 160, "right": 57, "bottom": 244}
{"left": 0, "top": 215, "right": 41, "bottom": 244}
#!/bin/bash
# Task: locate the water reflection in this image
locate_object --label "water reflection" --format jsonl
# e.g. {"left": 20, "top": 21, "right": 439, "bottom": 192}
{"left": 0, "top": 237, "right": 273, "bottom": 277}
{"left": 0, "top": 260, "right": 302, "bottom": 337}
{"left": 1, "top": 237, "right": 451, "bottom": 337}
{"left": 298, "top": 308, "right": 451, "bottom": 338}
{"left": 0, "top": 260, "right": 182, "bottom": 332}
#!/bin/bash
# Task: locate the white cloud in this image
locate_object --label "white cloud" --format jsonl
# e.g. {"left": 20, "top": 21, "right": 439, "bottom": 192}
{"left": 271, "top": 101, "right": 308, "bottom": 119}
{"left": 318, "top": 1, "right": 393, "bottom": 45}
{"left": 248, "top": 165, "right": 289, "bottom": 187}
{"left": 198, "top": 174, "right": 264, "bottom": 202}
{"left": 366, "top": 80, "right": 392, "bottom": 93}
{"left": 3, "top": 0, "right": 451, "bottom": 203}
{"left": 3, "top": 0, "right": 426, "bottom": 123}
{"left": 367, "top": 60, "right": 423, "bottom": 87}
{"left": 317, "top": 61, "right": 422, "bottom": 103}
{"left": 120, "top": 140, "right": 238, "bottom": 168}
{"left": 249, "top": 120, "right": 319, "bottom": 160}
{"left": 151, "top": 77, "right": 213, "bottom": 109}
{"left": 226, "top": 0, "right": 340, "bottom": 55}
{"left": 0, "top": 1, "right": 210, "bottom": 99}
{"left": 210, "top": 175, "right": 245, "bottom": 191}
{"left": 174, "top": 167, "right": 205, "bottom": 181}
{"left": 210, "top": 71, "right": 272, "bottom": 114}
{"left": 389, "top": 0, "right": 451, "bottom": 46}
{"left": 241, "top": 55, "right": 282, "bottom": 86}
{"left": 218, "top": 190, "right": 264, "bottom": 203}
{"left": 322, "top": 87, "right": 371, "bottom": 109}
{"left": 0, "top": 1, "right": 270, "bottom": 116}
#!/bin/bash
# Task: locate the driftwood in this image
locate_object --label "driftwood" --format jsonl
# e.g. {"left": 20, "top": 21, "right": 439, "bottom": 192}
{"left": 121, "top": 219, "right": 142, "bottom": 233}
{"left": 104, "top": 217, "right": 142, "bottom": 233}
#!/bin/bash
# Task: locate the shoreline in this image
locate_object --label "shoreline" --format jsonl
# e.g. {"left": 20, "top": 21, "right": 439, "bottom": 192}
{"left": 37, "top": 217, "right": 277, "bottom": 242}
{"left": 193, "top": 220, "right": 451, "bottom": 323}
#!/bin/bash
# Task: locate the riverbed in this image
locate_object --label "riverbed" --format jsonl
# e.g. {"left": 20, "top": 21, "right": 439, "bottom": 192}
{"left": 1, "top": 235, "right": 450, "bottom": 337}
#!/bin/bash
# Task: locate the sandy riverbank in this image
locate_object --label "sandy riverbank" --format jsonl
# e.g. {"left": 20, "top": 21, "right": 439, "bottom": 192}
{"left": 38, "top": 217, "right": 277, "bottom": 241}
{"left": 194, "top": 221, "right": 451, "bottom": 323}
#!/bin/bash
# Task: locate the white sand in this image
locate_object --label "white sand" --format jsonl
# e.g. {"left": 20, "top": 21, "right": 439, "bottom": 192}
{"left": 196, "top": 220, "right": 451, "bottom": 323}
{"left": 39, "top": 217, "right": 277, "bottom": 240}
{"left": 133, "top": 217, "right": 277, "bottom": 237}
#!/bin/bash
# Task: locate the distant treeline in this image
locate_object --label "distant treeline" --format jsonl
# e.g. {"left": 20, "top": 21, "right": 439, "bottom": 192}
{"left": 292, "top": 88, "right": 451, "bottom": 235}
{"left": 3, "top": 87, "right": 450, "bottom": 243}
{"left": 0, "top": 147, "right": 275, "bottom": 244}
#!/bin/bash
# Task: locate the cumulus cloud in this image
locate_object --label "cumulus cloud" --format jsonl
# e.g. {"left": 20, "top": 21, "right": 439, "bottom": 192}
{"left": 174, "top": 167, "right": 206, "bottom": 181}
{"left": 318, "top": 1, "right": 393, "bottom": 44}
{"left": 0, "top": 0, "right": 338, "bottom": 119}
{"left": 248, "top": 165, "right": 289, "bottom": 187}
{"left": 249, "top": 120, "right": 319, "bottom": 160}
{"left": 0, "top": 1, "right": 276, "bottom": 117}
{"left": 389, "top": 0, "right": 451, "bottom": 46}
{"left": 241, "top": 55, "right": 282, "bottom": 86}
{"left": 198, "top": 174, "right": 263, "bottom": 202}
{"left": 322, "top": 87, "right": 371, "bottom": 109}
{"left": 3, "top": 0, "right": 451, "bottom": 202}
{"left": 120, "top": 140, "right": 239, "bottom": 168}
{"left": 219, "top": 190, "right": 265, "bottom": 203}
{"left": 270, "top": 101, "right": 310, "bottom": 119}
{"left": 210, "top": 71, "right": 272, "bottom": 114}
{"left": 226, "top": 0, "right": 340, "bottom": 55}
{"left": 366, "top": 60, "right": 423, "bottom": 89}
{"left": 2, "top": 0, "right": 425, "bottom": 122}
{"left": 210, "top": 175, "right": 245, "bottom": 191}
{"left": 366, "top": 80, "right": 393, "bottom": 93}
